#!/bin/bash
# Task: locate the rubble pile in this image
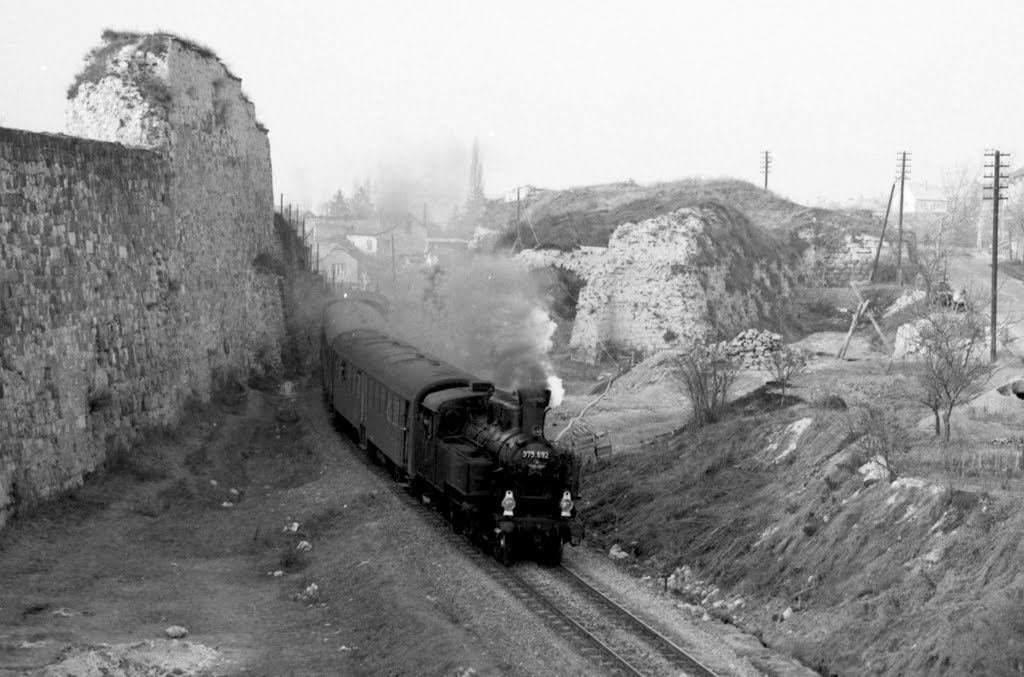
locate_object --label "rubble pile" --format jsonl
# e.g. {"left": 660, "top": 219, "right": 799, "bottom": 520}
{"left": 717, "top": 329, "right": 783, "bottom": 370}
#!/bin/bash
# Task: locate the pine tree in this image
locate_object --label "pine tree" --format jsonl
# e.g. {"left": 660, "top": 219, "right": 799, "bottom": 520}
{"left": 461, "top": 138, "right": 487, "bottom": 235}
{"left": 468, "top": 137, "right": 485, "bottom": 203}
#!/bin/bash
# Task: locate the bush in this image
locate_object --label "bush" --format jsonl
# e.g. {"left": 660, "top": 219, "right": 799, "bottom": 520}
{"left": 811, "top": 389, "right": 848, "bottom": 410}
{"left": 767, "top": 346, "right": 808, "bottom": 400}
{"left": 848, "top": 404, "right": 911, "bottom": 480}
{"left": 679, "top": 342, "right": 740, "bottom": 427}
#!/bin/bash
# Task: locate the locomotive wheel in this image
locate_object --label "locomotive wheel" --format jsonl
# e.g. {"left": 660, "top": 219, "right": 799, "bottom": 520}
{"left": 447, "top": 504, "right": 463, "bottom": 535}
{"left": 495, "top": 532, "right": 512, "bottom": 567}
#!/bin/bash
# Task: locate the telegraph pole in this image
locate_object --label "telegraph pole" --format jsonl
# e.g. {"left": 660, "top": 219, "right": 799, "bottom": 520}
{"left": 869, "top": 182, "right": 897, "bottom": 283}
{"left": 760, "top": 151, "right": 772, "bottom": 190}
{"left": 895, "top": 151, "right": 911, "bottom": 285}
{"left": 514, "top": 187, "right": 523, "bottom": 251}
{"left": 983, "top": 149, "right": 1011, "bottom": 362}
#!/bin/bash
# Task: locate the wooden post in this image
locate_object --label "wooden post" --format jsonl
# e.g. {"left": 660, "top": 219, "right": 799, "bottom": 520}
{"left": 837, "top": 300, "right": 869, "bottom": 359}
{"left": 391, "top": 234, "right": 397, "bottom": 288}
{"left": 992, "top": 150, "right": 1001, "bottom": 363}
{"left": 869, "top": 182, "right": 896, "bottom": 283}
{"left": 896, "top": 151, "right": 908, "bottom": 286}
{"left": 850, "top": 283, "right": 892, "bottom": 352}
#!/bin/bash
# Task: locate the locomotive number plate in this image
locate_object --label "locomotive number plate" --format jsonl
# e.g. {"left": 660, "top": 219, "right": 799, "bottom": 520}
{"left": 522, "top": 449, "right": 550, "bottom": 460}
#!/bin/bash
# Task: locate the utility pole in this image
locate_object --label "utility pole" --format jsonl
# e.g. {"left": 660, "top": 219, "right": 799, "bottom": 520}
{"left": 869, "top": 182, "right": 897, "bottom": 283}
{"left": 760, "top": 150, "right": 772, "bottom": 190}
{"left": 895, "top": 151, "right": 911, "bottom": 285}
{"left": 514, "top": 187, "right": 523, "bottom": 251}
{"left": 390, "top": 234, "right": 397, "bottom": 289}
{"left": 983, "top": 149, "right": 1011, "bottom": 363}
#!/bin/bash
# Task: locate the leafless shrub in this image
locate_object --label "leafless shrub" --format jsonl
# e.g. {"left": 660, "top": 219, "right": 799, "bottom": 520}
{"left": 679, "top": 342, "right": 740, "bottom": 427}
{"left": 848, "top": 404, "right": 911, "bottom": 481}
{"left": 767, "top": 346, "right": 808, "bottom": 402}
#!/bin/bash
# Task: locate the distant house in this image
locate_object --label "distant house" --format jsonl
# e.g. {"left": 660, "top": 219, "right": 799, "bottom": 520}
{"left": 309, "top": 215, "right": 427, "bottom": 259}
{"left": 902, "top": 182, "right": 947, "bottom": 214}
{"left": 322, "top": 247, "right": 361, "bottom": 286}
{"left": 504, "top": 185, "right": 538, "bottom": 203}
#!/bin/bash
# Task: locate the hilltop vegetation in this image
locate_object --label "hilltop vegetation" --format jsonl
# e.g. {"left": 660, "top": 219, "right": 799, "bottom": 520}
{"left": 483, "top": 178, "right": 878, "bottom": 251}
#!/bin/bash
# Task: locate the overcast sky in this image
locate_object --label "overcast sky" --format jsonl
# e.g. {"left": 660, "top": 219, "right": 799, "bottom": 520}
{"left": 2, "top": 0, "right": 1022, "bottom": 213}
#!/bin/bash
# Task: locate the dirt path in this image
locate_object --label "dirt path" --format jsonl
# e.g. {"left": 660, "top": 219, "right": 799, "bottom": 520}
{"left": 0, "top": 380, "right": 595, "bottom": 676}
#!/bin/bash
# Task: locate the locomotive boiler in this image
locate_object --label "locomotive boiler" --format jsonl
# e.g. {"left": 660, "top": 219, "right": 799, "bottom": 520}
{"left": 320, "top": 299, "right": 582, "bottom": 565}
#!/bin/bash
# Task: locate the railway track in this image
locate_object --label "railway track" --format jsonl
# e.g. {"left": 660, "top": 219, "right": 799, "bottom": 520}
{"left": 339, "top": 414, "right": 722, "bottom": 677}
{"left": 514, "top": 563, "right": 721, "bottom": 677}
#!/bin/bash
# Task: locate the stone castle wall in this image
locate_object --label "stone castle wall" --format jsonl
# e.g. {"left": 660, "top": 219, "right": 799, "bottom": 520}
{"left": 0, "top": 34, "right": 284, "bottom": 527}
{"left": 800, "top": 232, "right": 894, "bottom": 287}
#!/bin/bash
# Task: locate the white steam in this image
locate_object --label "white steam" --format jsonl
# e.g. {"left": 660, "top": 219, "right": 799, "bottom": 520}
{"left": 386, "top": 257, "right": 564, "bottom": 407}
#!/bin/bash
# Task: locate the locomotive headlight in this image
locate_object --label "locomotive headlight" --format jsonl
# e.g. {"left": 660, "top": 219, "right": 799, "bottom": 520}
{"left": 559, "top": 490, "right": 574, "bottom": 517}
{"left": 501, "top": 490, "right": 516, "bottom": 517}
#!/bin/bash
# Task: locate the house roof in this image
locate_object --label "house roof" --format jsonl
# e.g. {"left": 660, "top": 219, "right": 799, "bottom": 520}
{"left": 905, "top": 182, "right": 946, "bottom": 202}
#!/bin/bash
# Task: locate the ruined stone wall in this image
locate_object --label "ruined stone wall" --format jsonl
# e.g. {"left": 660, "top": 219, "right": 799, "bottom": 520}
{"left": 0, "top": 34, "right": 283, "bottom": 527}
{"left": 520, "top": 206, "right": 795, "bottom": 363}
{"left": 799, "top": 232, "right": 894, "bottom": 287}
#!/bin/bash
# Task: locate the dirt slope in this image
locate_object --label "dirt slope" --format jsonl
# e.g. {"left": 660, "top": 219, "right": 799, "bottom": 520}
{"left": 577, "top": 349, "right": 1024, "bottom": 676}
{"left": 0, "top": 379, "right": 595, "bottom": 676}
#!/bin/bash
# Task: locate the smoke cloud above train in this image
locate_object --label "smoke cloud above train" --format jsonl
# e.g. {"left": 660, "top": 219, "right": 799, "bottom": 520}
{"left": 388, "top": 256, "right": 565, "bottom": 407}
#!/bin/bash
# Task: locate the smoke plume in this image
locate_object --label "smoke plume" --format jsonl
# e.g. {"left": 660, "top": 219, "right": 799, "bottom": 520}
{"left": 387, "top": 257, "right": 564, "bottom": 407}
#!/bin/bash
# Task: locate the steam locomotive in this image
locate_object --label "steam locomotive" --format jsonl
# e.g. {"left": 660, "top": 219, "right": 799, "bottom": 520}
{"left": 320, "top": 298, "right": 583, "bottom": 565}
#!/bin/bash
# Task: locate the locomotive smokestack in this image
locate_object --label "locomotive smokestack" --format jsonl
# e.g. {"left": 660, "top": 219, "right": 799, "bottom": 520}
{"left": 516, "top": 385, "right": 551, "bottom": 439}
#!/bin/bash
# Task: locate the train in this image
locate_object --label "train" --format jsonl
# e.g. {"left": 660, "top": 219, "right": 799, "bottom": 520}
{"left": 320, "top": 297, "right": 583, "bottom": 565}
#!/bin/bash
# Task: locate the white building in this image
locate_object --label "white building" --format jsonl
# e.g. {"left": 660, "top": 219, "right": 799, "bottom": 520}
{"left": 901, "top": 182, "right": 947, "bottom": 214}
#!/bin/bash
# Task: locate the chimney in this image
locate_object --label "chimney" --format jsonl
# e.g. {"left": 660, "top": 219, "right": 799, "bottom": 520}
{"left": 516, "top": 385, "right": 551, "bottom": 439}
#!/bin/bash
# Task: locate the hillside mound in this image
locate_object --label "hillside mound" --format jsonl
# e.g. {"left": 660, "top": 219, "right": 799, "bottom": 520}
{"left": 580, "top": 368, "right": 1024, "bottom": 676}
{"left": 518, "top": 202, "right": 797, "bottom": 362}
{"left": 480, "top": 178, "right": 875, "bottom": 251}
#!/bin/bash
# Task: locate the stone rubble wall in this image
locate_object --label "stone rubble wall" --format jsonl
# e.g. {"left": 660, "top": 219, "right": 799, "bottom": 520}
{"left": 519, "top": 206, "right": 795, "bottom": 363}
{"left": 0, "top": 34, "right": 283, "bottom": 528}
{"left": 718, "top": 328, "right": 784, "bottom": 370}
{"left": 799, "top": 231, "right": 894, "bottom": 287}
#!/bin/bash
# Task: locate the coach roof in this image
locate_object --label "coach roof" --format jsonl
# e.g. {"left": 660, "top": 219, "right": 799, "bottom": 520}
{"left": 331, "top": 329, "right": 478, "bottom": 403}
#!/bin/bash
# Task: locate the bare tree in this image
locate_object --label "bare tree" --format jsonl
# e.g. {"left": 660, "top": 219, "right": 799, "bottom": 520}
{"left": 911, "top": 241, "right": 950, "bottom": 305}
{"left": 679, "top": 342, "right": 740, "bottom": 427}
{"left": 914, "top": 300, "right": 993, "bottom": 441}
{"left": 1002, "top": 177, "right": 1024, "bottom": 262}
{"left": 938, "top": 164, "right": 982, "bottom": 249}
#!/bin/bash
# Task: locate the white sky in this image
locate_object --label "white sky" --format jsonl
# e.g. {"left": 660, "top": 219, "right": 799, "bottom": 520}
{"left": 2, "top": 0, "right": 1022, "bottom": 212}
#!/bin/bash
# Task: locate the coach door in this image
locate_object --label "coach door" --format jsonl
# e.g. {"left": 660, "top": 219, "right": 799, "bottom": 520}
{"left": 356, "top": 370, "right": 367, "bottom": 448}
